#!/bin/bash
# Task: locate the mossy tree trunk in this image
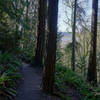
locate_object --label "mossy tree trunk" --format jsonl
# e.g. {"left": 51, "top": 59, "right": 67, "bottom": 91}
{"left": 34, "top": 0, "right": 47, "bottom": 66}
{"left": 42, "top": 0, "right": 59, "bottom": 93}
{"left": 72, "top": 0, "right": 77, "bottom": 71}
{"left": 87, "top": 0, "right": 98, "bottom": 85}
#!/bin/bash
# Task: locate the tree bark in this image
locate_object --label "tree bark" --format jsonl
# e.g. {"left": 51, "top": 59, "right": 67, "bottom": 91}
{"left": 34, "top": 0, "right": 47, "bottom": 66}
{"left": 72, "top": 0, "right": 77, "bottom": 71}
{"left": 87, "top": 0, "right": 98, "bottom": 85}
{"left": 42, "top": 0, "right": 59, "bottom": 93}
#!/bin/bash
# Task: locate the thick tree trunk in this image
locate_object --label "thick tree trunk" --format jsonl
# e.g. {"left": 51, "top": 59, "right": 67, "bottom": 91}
{"left": 34, "top": 0, "right": 47, "bottom": 66}
{"left": 87, "top": 0, "right": 98, "bottom": 85}
{"left": 72, "top": 0, "right": 77, "bottom": 71}
{"left": 42, "top": 0, "right": 59, "bottom": 93}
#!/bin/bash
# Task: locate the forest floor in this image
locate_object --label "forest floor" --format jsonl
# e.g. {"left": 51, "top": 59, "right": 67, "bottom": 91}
{"left": 15, "top": 63, "right": 82, "bottom": 100}
{"left": 15, "top": 63, "right": 61, "bottom": 100}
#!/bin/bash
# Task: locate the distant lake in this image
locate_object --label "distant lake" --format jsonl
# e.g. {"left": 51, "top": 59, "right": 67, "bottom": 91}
{"left": 60, "top": 32, "right": 72, "bottom": 48}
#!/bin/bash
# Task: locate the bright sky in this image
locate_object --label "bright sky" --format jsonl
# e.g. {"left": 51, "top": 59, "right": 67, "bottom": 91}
{"left": 58, "top": 0, "right": 92, "bottom": 32}
{"left": 58, "top": 0, "right": 66, "bottom": 32}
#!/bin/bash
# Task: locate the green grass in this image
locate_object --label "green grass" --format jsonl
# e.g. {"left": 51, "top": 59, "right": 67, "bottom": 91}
{"left": 55, "top": 63, "right": 100, "bottom": 100}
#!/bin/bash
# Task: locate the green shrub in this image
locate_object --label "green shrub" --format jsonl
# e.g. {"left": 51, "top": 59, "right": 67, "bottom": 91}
{"left": 55, "top": 63, "right": 100, "bottom": 100}
{"left": 0, "top": 52, "right": 22, "bottom": 100}
{"left": 20, "top": 46, "right": 34, "bottom": 63}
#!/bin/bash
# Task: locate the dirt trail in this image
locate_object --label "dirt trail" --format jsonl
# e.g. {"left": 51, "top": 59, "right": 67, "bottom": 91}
{"left": 15, "top": 63, "right": 60, "bottom": 100}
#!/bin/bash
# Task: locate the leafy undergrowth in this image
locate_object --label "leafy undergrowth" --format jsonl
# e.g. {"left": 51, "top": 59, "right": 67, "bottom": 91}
{"left": 0, "top": 52, "right": 22, "bottom": 100}
{"left": 55, "top": 63, "right": 100, "bottom": 100}
{"left": 20, "top": 46, "right": 34, "bottom": 63}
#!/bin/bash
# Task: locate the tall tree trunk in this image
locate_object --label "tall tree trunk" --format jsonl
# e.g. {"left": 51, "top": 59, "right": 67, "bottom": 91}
{"left": 42, "top": 0, "right": 59, "bottom": 93}
{"left": 34, "top": 0, "right": 47, "bottom": 66}
{"left": 72, "top": 0, "right": 77, "bottom": 71}
{"left": 87, "top": 0, "right": 98, "bottom": 85}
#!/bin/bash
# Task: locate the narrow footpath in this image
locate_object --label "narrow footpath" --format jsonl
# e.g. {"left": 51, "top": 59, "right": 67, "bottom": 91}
{"left": 15, "top": 63, "right": 60, "bottom": 100}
